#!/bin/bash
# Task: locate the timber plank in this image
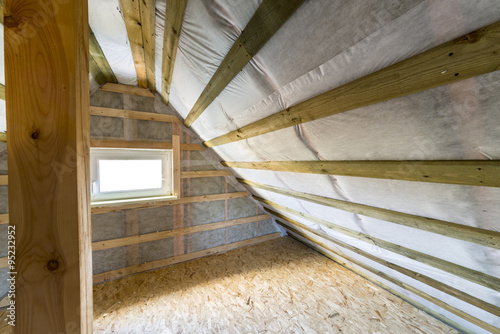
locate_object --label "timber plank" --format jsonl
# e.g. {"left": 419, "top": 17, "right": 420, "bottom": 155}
{"left": 205, "top": 21, "right": 500, "bottom": 147}
{"left": 90, "top": 106, "right": 180, "bottom": 123}
{"left": 89, "top": 28, "right": 117, "bottom": 84}
{"left": 0, "top": 175, "right": 7, "bottom": 185}
{"left": 181, "top": 170, "right": 231, "bottom": 178}
{"left": 100, "top": 83, "right": 155, "bottom": 98}
{"left": 140, "top": 0, "right": 156, "bottom": 92}
{"left": 0, "top": 214, "right": 8, "bottom": 225}
{"left": 0, "top": 84, "right": 4, "bottom": 100}
{"left": 90, "top": 139, "right": 203, "bottom": 151}
{"left": 172, "top": 135, "right": 181, "bottom": 197}
{"left": 224, "top": 160, "right": 500, "bottom": 187}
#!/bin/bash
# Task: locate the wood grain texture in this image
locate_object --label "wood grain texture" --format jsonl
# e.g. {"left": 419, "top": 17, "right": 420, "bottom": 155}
{"left": 172, "top": 135, "right": 181, "bottom": 197}
{"left": 181, "top": 170, "right": 231, "bottom": 178}
{"left": 161, "top": 0, "right": 187, "bottom": 105}
{"left": 90, "top": 139, "right": 203, "bottom": 151}
{"left": 100, "top": 83, "right": 155, "bottom": 98}
{"left": 257, "top": 198, "right": 500, "bottom": 292}
{"left": 0, "top": 175, "right": 7, "bottom": 185}
{"left": 93, "top": 214, "right": 270, "bottom": 251}
{"left": 289, "top": 233, "right": 488, "bottom": 334}
{"left": 276, "top": 215, "right": 500, "bottom": 318}
{"left": 205, "top": 21, "right": 500, "bottom": 147}
{"left": 239, "top": 178, "right": 500, "bottom": 249}
{"left": 4, "top": 0, "right": 92, "bottom": 331}
{"left": 120, "top": 0, "right": 148, "bottom": 87}
{"left": 92, "top": 192, "right": 250, "bottom": 214}
{"left": 93, "top": 232, "right": 281, "bottom": 283}
{"left": 140, "top": 0, "right": 156, "bottom": 92}
{"left": 183, "top": 0, "right": 304, "bottom": 127}
{"left": 89, "top": 28, "right": 117, "bottom": 85}
{"left": 224, "top": 160, "right": 500, "bottom": 187}
{"left": 90, "top": 106, "right": 180, "bottom": 123}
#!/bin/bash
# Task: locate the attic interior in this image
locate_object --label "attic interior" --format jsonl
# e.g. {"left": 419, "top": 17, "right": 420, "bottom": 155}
{"left": 0, "top": 0, "right": 499, "bottom": 333}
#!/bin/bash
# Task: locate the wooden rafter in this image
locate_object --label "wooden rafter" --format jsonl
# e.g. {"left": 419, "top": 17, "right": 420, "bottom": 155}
{"left": 183, "top": 0, "right": 305, "bottom": 127}
{"left": 161, "top": 0, "right": 187, "bottom": 105}
{"left": 120, "top": 0, "right": 155, "bottom": 90}
{"left": 223, "top": 160, "right": 500, "bottom": 187}
{"left": 238, "top": 178, "right": 500, "bottom": 249}
{"left": 89, "top": 28, "right": 117, "bottom": 85}
{"left": 205, "top": 20, "right": 500, "bottom": 147}
{"left": 4, "top": 0, "right": 92, "bottom": 331}
{"left": 255, "top": 196, "right": 500, "bottom": 292}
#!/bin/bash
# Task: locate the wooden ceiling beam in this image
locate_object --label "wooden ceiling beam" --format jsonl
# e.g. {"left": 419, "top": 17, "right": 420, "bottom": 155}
{"left": 161, "top": 0, "right": 187, "bottom": 105}
{"left": 223, "top": 160, "right": 500, "bottom": 187}
{"left": 89, "top": 27, "right": 117, "bottom": 85}
{"left": 205, "top": 20, "right": 500, "bottom": 147}
{"left": 183, "top": 0, "right": 305, "bottom": 127}
{"left": 120, "top": 0, "right": 155, "bottom": 90}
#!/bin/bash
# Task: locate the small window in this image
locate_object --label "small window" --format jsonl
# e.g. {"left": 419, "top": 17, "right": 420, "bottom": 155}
{"left": 90, "top": 148, "right": 173, "bottom": 204}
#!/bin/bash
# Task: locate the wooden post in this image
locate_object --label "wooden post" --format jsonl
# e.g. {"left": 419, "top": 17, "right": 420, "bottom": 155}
{"left": 4, "top": 0, "right": 92, "bottom": 332}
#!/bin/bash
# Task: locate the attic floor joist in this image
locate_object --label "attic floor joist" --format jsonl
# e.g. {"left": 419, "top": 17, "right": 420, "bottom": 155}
{"left": 204, "top": 20, "right": 500, "bottom": 147}
{"left": 183, "top": 0, "right": 305, "bottom": 127}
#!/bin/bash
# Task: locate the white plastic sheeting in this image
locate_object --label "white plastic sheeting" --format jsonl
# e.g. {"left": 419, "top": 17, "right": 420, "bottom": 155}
{"left": 89, "top": 0, "right": 500, "bottom": 331}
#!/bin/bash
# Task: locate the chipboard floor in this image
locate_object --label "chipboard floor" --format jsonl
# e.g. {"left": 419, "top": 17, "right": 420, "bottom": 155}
{"left": 0, "top": 236, "right": 457, "bottom": 333}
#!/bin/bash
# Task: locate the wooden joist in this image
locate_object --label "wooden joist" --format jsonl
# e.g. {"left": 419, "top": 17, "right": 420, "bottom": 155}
{"left": 183, "top": 0, "right": 305, "bottom": 127}
{"left": 161, "top": 0, "right": 187, "bottom": 105}
{"left": 119, "top": 0, "right": 155, "bottom": 90}
{"left": 90, "top": 139, "right": 203, "bottom": 151}
{"left": 90, "top": 106, "right": 181, "bottom": 123}
{"left": 92, "top": 191, "right": 250, "bottom": 214}
{"left": 224, "top": 160, "right": 500, "bottom": 187}
{"left": 238, "top": 178, "right": 500, "bottom": 249}
{"left": 257, "top": 198, "right": 500, "bottom": 292}
{"left": 100, "top": 83, "right": 155, "bottom": 98}
{"left": 93, "top": 214, "right": 269, "bottom": 251}
{"left": 276, "top": 215, "right": 500, "bottom": 318}
{"left": 181, "top": 170, "right": 231, "bottom": 178}
{"left": 93, "top": 232, "right": 281, "bottom": 283}
{"left": 4, "top": 0, "right": 92, "bottom": 331}
{"left": 89, "top": 28, "right": 117, "bottom": 85}
{"left": 205, "top": 21, "right": 500, "bottom": 147}
{"left": 289, "top": 232, "right": 497, "bottom": 334}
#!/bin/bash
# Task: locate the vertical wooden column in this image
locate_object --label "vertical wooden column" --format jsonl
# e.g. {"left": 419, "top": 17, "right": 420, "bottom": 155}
{"left": 4, "top": 0, "right": 92, "bottom": 332}
{"left": 172, "top": 125, "right": 184, "bottom": 255}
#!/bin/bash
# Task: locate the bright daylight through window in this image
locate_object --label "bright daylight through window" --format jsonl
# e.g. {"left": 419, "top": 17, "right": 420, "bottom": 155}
{"left": 90, "top": 148, "right": 173, "bottom": 204}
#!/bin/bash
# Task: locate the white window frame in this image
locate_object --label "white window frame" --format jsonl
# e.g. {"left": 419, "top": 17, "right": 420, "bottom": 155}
{"left": 90, "top": 148, "right": 173, "bottom": 204}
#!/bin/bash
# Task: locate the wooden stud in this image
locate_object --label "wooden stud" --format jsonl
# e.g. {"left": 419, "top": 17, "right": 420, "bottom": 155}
{"left": 100, "top": 83, "right": 155, "bottom": 98}
{"left": 90, "top": 106, "right": 181, "bottom": 123}
{"left": 140, "top": 0, "right": 156, "bottom": 92}
{"left": 89, "top": 28, "right": 117, "bottom": 85}
{"left": 93, "top": 232, "right": 281, "bottom": 283}
{"left": 257, "top": 198, "right": 500, "bottom": 292}
{"left": 289, "top": 233, "right": 487, "bottom": 334}
{"left": 93, "top": 214, "right": 270, "bottom": 251}
{"left": 183, "top": 0, "right": 305, "bottom": 127}
{"left": 161, "top": 0, "right": 187, "bottom": 105}
{"left": 181, "top": 170, "right": 231, "bottom": 178}
{"left": 224, "top": 160, "right": 500, "bottom": 187}
{"left": 205, "top": 21, "right": 500, "bottom": 147}
{"left": 238, "top": 178, "right": 500, "bottom": 249}
{"left": 90, "top": 139, "right": 204, "bottom": 151}
{"left": 0, "top": 214, "right": 9, "bottom": 225}
{"left": 276, "top": 215, "right": 500, "bottom": 318}
{"left": 4, "top": 0, "right": 92, "bottom": 331}
{"left": 91, "top": 192, "right": 250, "bottom": 214}
{"left": 172, "top": 135, "right": 181, "bottom": 197}
{"left": 0, "top": 175, "right": 7, "bottom": 185}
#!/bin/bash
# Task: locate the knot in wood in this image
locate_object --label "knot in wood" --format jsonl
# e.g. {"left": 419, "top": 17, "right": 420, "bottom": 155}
{"left": 47, "top": 260, "right": 59, "bottom": 272}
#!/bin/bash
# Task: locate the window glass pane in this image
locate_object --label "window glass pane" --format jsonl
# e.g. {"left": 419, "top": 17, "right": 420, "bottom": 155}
{"left": 99, "top": 160, "right": 162, "bottom": 192}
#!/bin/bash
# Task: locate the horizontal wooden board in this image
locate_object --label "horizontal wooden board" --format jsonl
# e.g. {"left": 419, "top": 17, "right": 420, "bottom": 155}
{"left": 100, "top": 83, "right": 155, "bottom": 98}
{"left": 224, "top": 160, "right": 500, "bottom": 187}
{"left": 0, "top": 175, "right": 7, "bottom": 185}
{"left": 90, "top": 106, "right": 180, "bottom": 123}
{"left": 93, "top": 232, "right": 281, "bottom": 283}
{"left": 0, "top": 214, "right": 8, "bottom": 225}
{"left": 93, "top": 214, "right": 270, "bottom": 251}
{"left": 91, "top": 192, "right": 250, "bottom": 214}
{"left": 181, "top": 170, "right": 231, "bottom": 178}
{"left": 238, "top": 178, "right": 500, "bottom": 249}
{"left": 90, "top": 140, "right": 203, "bottom": 151}
{"left": 205, "top": 21, "right": 500, "bottom": 147}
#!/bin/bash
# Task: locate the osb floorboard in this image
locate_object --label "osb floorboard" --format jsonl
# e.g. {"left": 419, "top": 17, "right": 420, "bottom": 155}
{"left": 0, "top": 236, "right": 458, "bottom": 333}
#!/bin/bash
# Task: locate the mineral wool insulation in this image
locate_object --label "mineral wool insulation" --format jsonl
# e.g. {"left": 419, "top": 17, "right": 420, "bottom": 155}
{"left": 94, "top": 0, "right": 500, "bottom": 332}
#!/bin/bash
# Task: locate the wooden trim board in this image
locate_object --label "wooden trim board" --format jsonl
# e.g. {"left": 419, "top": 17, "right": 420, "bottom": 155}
{"left": 100, "top": 83, "right": 155, "bottom": 98}
{"left": 90, "top": 139, "right": 203, "bottom": 151}
{"left": 90, "top": 106, "right": 180, "bottom": 123}
{"left": 205, "top": 21, "right": 500, "bottom": 147}
{"left": 93, "top": 233, "right": 281, "bottom": 283}
{"left": 223, "top": 160, "right": 500, "bottom": 188}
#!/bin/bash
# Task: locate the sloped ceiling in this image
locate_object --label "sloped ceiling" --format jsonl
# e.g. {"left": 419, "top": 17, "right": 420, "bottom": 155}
{"left": 88, "top": 0, "right": 500, "bottom": 332}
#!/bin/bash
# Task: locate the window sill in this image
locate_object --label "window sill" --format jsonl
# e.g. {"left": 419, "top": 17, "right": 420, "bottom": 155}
{"left": 91, "top": 195, "right": 178, "bottom": 208}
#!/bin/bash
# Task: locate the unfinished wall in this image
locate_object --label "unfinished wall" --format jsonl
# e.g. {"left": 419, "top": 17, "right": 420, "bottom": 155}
{"left": 89, "top": 90, "right": 280, "bottom": 282}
